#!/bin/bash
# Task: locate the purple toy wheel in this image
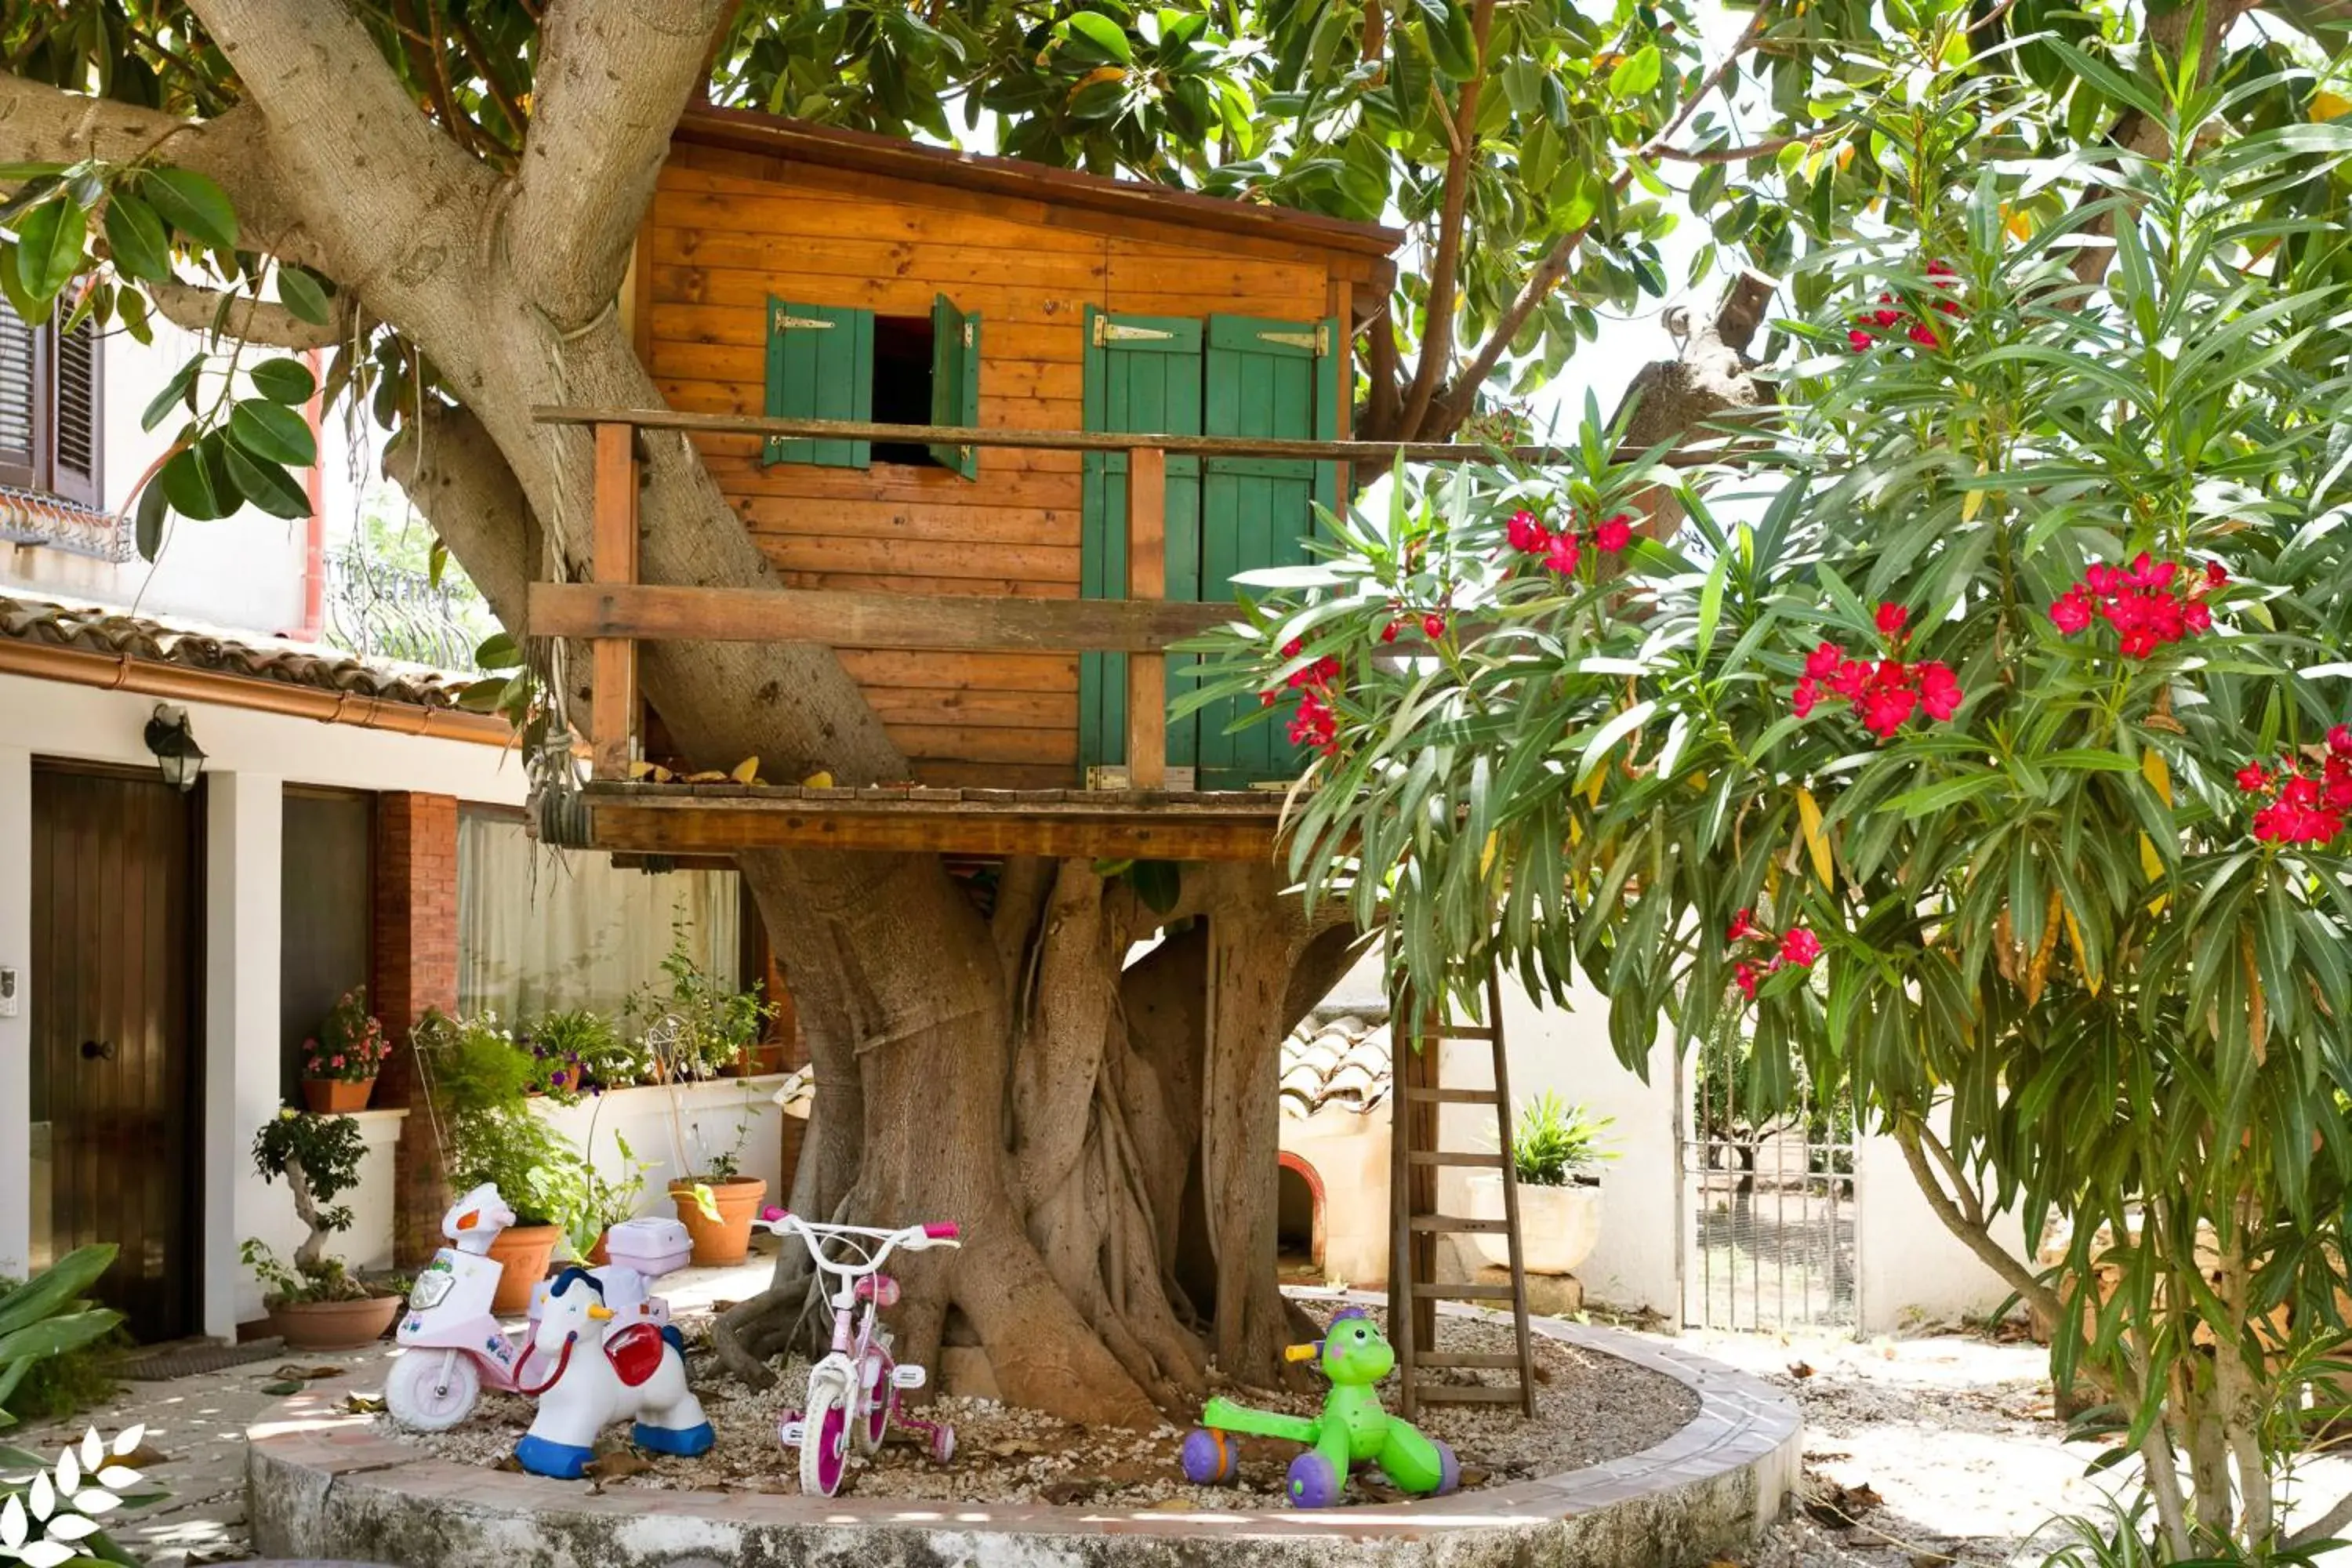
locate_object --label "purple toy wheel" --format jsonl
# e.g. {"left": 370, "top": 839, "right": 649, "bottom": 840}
{"left": 1286, "top": 1451, "right": 1344, "bottom": 1508}
{"left": 1180, "top": 1428, "right": 1239, "bottom": 1485}
{"left": 1432, "top": 1439, "right": 1462, "bottom": 1497}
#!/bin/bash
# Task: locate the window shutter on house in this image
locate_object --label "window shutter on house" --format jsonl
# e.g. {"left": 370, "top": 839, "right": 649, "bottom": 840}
{"left": 762, "top": 299, "right": 872, "bottom": 469}
{"left": 1192, "top": 314, "right": 1337, "bottom": 787}
{"left": 0, "top": 300, "right": 37, "bottom": 489}
{"left": 49, "top": 314, "right": 100, "bottom": 507}
{"left": 1078, "top": 307, "right": 1203, "bottom": 778}
{"left": 927, "top": 293, "right": 982, "bottom": 480}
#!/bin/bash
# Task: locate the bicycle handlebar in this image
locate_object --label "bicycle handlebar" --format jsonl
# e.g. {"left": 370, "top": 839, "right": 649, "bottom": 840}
{"left": 757, "top": 1208, "right": 961, "bottom": 1277}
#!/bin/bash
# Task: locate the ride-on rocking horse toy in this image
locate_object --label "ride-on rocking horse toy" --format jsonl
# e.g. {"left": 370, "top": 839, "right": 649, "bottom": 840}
{"left": 514, "top": 1265, "right": 715, "bottom": 1479}
{"left": 1179, "top": 1308, "right": 1461, "bottom": 1507}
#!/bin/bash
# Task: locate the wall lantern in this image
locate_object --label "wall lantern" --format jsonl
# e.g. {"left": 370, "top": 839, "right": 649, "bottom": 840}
{"left": 143, "top": 703, "right": 206, "bottom": 793}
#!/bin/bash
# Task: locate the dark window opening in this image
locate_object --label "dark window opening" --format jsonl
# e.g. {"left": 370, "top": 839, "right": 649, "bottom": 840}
{"left": 870, "top": 314, "right": 944, "bottom": 468}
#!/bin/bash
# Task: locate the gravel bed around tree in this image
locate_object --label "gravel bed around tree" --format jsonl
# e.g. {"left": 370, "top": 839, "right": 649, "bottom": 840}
{"left": 379, "top": 1301, "right": 1700, "bottom": 1507}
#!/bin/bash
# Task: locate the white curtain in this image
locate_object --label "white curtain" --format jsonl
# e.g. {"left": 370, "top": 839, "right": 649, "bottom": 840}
{"left": 457, "top": 813, "right": 741, "bottom": 1022}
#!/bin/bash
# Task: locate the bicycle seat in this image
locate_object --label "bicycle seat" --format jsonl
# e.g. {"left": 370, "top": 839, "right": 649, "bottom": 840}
{"left": 854, "top": 1274, "right": 902, "bottom": 1308}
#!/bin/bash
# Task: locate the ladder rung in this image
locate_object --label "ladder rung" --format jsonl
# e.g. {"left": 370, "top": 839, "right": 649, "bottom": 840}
{"left": 1408, "top": 1215, "right": 1510, "bottom": 1234}
{"left": 1413, "top": 1352, "right": 1523, "bottom": 1370}
{"left": 1411, "top": 1282, "right": 1519, "bottom": 1301}
{"left": 1403, "top": 1087, "right": 1499, "bottom": 1105}
{"left": 1414, "top": 1384, "right": 1527, "bottom": 1404}
{"left": 1407, "top": 1151, "right": 1504, "bottom": 1167}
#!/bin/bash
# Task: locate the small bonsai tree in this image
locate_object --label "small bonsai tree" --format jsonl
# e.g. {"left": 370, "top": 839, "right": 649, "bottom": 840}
{"left": 244, "top": 1110, "right": 381, "bottom": 1304}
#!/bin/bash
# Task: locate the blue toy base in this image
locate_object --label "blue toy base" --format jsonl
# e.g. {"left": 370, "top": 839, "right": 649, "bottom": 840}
{"left": 633, "top": 1421, "right": 716, "bottom": 1457}
{"left": 514, "top": 1434, "right": 597, "bottom": 1480}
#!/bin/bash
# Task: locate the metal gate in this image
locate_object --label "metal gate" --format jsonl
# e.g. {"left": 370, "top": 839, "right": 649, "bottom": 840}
{"left": 1679, "top": 1038, "right": 1859, "bottom": 1331}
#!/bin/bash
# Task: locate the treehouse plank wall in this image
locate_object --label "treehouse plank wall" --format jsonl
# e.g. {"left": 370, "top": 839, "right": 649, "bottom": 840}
{"left": 630, "top": 108, "right": 1399, "bottom": 790}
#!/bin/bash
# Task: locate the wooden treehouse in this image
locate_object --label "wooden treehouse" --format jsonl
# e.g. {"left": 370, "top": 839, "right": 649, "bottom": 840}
{"left": 528, "top": 106, "right": 1547, "bottom": 1402}
{"left": 525, "top": 106, "right": 1425, "bottom": 862}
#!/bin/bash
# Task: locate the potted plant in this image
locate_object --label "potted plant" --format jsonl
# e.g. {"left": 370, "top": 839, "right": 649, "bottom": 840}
{"left": 667, "top": 1098, "right": 766, "bottom": 1266}
{"left": 627, "top": 927, "right": 778, "bottom": 1083}
{"left": 1468, "top": 1092, "right": 1615, "bottom": 1276}
{"left": 416, "top": 1011, "right": 586, "bottom": 1312}
{"left": 571, "top": 1131, "right": 659, "bottom": 1265}
{"left": 244, "top": 1110, "right": 405, "bottom": 1348}
{"left": 527, "top": 1007, "right": 648, "bottom": 1094}
{"left": 300, "top": 986, "right": 389, "bottom": 1113}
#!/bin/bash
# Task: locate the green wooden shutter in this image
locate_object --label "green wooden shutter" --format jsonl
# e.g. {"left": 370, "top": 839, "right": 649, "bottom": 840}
{"left": 927, "top": 293, "right": 982, "bottom": 480}
{"left": 762, "top": 299, "right": 873, "bottom": 468}
{"left": 1079, "top": 307, "right": 1203, "bottom": 782}
{"left": 1196, "top": 314, "right": 1339, "bottom": 789}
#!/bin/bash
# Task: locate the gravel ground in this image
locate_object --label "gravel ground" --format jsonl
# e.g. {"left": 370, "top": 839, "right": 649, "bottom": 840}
{"left": 386, "top": 1300, "right": 1699, "bottom": 1506}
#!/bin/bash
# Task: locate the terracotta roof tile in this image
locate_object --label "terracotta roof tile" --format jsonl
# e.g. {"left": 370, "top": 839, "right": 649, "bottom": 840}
{"left": 0, "top": 592, "right": 472, "bottom": 709}
{"left": 1280, "top": 1010, "right": 1392, "bottom": 1119}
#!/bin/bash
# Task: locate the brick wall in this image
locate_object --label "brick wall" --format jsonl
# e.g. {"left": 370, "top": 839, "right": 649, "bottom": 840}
{"left": 372, "top": 792, "right": 459, "bottom": 1265}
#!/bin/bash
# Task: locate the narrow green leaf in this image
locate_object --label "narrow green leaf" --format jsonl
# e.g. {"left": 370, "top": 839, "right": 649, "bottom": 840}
{"left": 274, "top": 265, "right": 332, "bottom": 326}
{"left": 141, "top": 357, "right": 201, "bottom": 433}
{"left": 222, "top": 443, "right": 312, "bottom": 521}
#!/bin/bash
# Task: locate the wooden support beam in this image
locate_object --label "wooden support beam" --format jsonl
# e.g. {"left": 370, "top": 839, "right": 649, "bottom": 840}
{"left": 532, "top": 405, "right": 1750, "bottom": 469}
{"left": 590, "top": 422, "right": 640, "bottom": 781}
{"left": 581, "top": 793, "right": 1281, "bottom": 861}
{"left": 1125, "top": 445, "right": 1167, "bottom": 789}
{"left": 529, "top": 581, "right": 1240, "bottom": 653}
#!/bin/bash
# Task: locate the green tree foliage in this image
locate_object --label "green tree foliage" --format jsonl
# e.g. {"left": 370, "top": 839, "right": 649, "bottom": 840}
{"left": 1192, "top": 27, "right": 2352, "bottom": 1556}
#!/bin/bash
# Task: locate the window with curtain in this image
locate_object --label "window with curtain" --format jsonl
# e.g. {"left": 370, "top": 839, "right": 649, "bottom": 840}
{"left": 456, "top": 811, "right": 740, "bottom": 1022}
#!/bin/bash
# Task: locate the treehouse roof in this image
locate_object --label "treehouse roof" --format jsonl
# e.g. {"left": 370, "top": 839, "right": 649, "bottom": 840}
{"left": 670, "top": 106, "right": 1404, "bottom": 288}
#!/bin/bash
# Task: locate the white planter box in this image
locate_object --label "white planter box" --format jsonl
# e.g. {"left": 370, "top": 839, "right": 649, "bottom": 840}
{"left": 529, "top": 1075, "right": 788, "bottom": 1218}
{"left": 1467, "top": 1172, "right": 1602, "bottom": 1276}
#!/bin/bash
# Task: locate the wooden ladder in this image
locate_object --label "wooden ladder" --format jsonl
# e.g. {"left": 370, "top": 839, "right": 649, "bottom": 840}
{"left": 1387, "top": 964, "right": 1537, "bottom": 1418}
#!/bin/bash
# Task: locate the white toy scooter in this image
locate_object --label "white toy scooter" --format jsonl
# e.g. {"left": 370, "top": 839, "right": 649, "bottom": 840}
{"left": 385, "top": 1182, "right": 691, "bottom": 1432}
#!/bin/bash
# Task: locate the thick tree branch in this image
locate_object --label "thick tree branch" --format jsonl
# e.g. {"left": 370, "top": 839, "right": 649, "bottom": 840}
{"left": 509, "top": 0, "right": 735, "bottom": 329}
{"left": 0, "top": 82, "right": 323, "bottom": 270}
{"left": 145, "top": 276, "right": 352, "bottom": 351}
{"left": 1394, "top": 0, "right": 1498, "bottom": 436}
{"left": 186, "top": 0, "right": 492, "bottom": 307}
{"left": 2288, "top": 1490, "right": 2352, "bottom": 1548}
{"left": 382, "top": 399, "right": 540, "bottom": 628}
{"left": 1413, "top": 6, "right": 1775, "bottom": 438}
{"left": 1893, "top": 1114, "right": 2063, "bottom": 1327}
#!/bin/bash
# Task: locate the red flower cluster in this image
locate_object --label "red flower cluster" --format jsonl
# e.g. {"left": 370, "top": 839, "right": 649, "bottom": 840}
{"left": 1791, "top": 602, "right": 1963, "bottom": 739}
{"left": 2239, "top": 726, "right": 2352, "bottom": 847}
{"left": 2048, "top": 554, "right": 2223, "bottom": 659}
{"left": 1848, "top": 260, "right": 1963, "bottom": 352}
{"left": 1377, "top": 607, "right": 1449, "bottom": 644}
{"left": 1726, "top": 908, "right": 1824, "bottom": 1000}
{"left": 1262, "top": 637, "right": 1343, "bottom": 756}
{"left": 1504, "top": 507, "right": 1634, "bottom": 578}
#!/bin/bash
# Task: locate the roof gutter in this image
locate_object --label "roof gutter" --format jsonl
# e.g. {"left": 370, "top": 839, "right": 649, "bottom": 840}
{"left": 0, "top": 640, "right": 515, "bottom": 747}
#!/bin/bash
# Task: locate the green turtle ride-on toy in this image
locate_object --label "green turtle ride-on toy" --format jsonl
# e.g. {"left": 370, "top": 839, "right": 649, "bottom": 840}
{"left": 1178, "top": 1307, "right": 1461, "bottom": 1507}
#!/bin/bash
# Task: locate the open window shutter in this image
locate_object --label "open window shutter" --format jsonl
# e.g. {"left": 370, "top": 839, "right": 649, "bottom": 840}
{"left": 0, "top": 300, "right": 36, "bottom": 490}
{"left": 927, "top": 294, "right": 981, "bottom": 480}
{"left": 1197, "top": 314, "right": 1330, "bottom": 787}
{"left": 49, "top": 310, "right": 100, "bottom": 507}
{"left": 762, "top": 299, "right": 872, "bottom": 469}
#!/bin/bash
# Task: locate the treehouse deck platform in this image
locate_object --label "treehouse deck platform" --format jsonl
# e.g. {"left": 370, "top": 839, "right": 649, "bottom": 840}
{"left": 577, "top": 779, "right": 1290, "bottom": 860}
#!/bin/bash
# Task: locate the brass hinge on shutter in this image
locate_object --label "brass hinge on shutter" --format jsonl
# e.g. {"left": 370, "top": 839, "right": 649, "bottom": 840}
{"left": 1094, "top": 318, "right": 1175, "bottom": 347}
{"left": 1257, "top": 325, "right": 1328, "bottom": 354}
{"left": 963, "top": 322, "right": 976, "bottom": 348}
{"left": 773, "top": 311, "right": 837, "bottom": 331}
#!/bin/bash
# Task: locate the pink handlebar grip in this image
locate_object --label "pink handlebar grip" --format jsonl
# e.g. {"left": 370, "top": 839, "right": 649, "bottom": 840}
{"left": 924, "top": 1221, "right": 960, "bottom": 1240}
{"left": 762, "top": 1206, "right": 789, "bottom": 1223}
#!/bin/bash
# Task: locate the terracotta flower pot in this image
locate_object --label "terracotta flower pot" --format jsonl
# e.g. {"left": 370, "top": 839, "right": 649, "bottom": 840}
{"left": 301, "top": 1076, "right": 376, "bottom": 1113}
{"left": 588, "top": 1229, "right": 611, "bottom": 1266}
{"left": 670, "top": 1176, "right": 768, "bottom": 1267}
{"left": 485, "top": 1222, "right": 563, "bottom": 1315}
{"left": 267, "top": 1293, "right": 403, "bottom": 1352}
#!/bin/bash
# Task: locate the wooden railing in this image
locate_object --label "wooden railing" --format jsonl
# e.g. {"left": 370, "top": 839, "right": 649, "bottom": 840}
{"left": 528, "top": 408, "right": 1708, "bottom": 789}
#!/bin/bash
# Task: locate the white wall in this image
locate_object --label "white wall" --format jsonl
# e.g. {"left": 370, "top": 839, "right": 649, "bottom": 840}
{"left": 1278, "top": 1103, "right": 1390, "bottom": 1288}
{"left": 0, "top": 668, "right": 524, "bottom": 1334}
{"left": 1433, "top": 975, "right": 1682, "bottom": 1319}
{"left": 532, "top": 1077, "right": 793, "bottom": 1226}
{"left": 241, "top": 1110, "right": 408, "bottom": 1282}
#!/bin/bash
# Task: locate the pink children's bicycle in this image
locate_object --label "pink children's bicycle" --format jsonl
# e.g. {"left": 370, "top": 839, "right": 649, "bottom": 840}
{"left": 756, "top": 1206, "right": 960, "bottom": 1496}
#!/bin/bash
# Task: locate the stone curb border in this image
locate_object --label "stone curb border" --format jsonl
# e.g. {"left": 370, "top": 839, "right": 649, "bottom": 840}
{"left": 249, "top": 1305, "right": 1799, "bottom": 1568}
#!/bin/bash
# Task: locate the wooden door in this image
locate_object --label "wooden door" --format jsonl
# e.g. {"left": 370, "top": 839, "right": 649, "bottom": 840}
{"left": 30, "top": 764, "right": 201, "bottom": 1343}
